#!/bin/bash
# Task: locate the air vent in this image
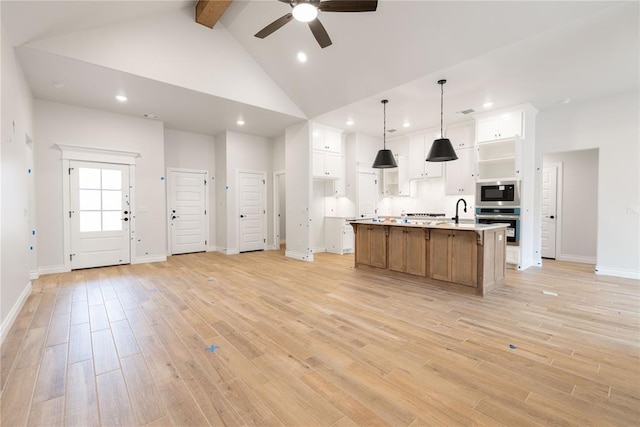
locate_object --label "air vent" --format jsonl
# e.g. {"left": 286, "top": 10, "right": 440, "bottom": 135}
{"left": 387, "top": 128, "right": 397, "bottom": 133}
{"left": 143, "top": 113, "right": 160, "bottom": 120}
{"left": 459, "top": 109, "right": 475, "bottom": 115}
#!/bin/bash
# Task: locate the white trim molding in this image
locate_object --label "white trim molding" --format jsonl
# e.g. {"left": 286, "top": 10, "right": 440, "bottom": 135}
{"left": 132, "top": 255, "right": 167, "bottom": 265}
{"left": 595, "top": 266, "right": 640, "bottom": 280}
{"left": 1, "top": 282, "right": 32, "bottom": 345}
{"left": 285, "top": 250, "right": 314, "bottom": 262}
{"left": 557, "top": 254, "right": 597, "bottom": 264}
{"left": 38, "top": 265, "right": 70, "bottom": 276}
{"left": 54, "top": 144, "right": 140, "bottom": 165}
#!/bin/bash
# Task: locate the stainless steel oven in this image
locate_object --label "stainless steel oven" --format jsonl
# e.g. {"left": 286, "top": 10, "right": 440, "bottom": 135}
{"left": 476, "top": 207, "right": 520, "bottom": 244}
{"left": 476, "top": 181, "right": 521, "bottom": 207}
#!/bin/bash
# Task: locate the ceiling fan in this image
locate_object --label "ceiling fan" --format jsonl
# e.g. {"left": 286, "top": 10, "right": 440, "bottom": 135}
{"left": 255, "top": 0, "right": 378, "bottom": 48}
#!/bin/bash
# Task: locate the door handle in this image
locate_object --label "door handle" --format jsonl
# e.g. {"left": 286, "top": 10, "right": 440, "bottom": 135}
{"left": 123, "top": 217, "right": 129, "bottom": 222}
{"left": 171, "top": 215, "right": 179, "bottom": 220}
{"left": 240, "top": 214, "right": 245, "bottom": 218}
{"left": 550, "top": 215, "right": 555, "bottom": 219}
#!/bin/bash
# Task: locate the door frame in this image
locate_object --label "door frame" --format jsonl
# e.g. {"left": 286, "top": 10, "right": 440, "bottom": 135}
{"left": 542, "top": 161, "right": 563, "bottom": 262}
{"left": 236, "top": 169, "right": 267, "bottom": 252}
{"left": 272, "top": 170, "right": 285, "bottom": 250}
{"left": 57, "top": 144, "right": 139, "bottom": 271}
{"left": 166, "top": 167, "right": 210, "bottom": 256}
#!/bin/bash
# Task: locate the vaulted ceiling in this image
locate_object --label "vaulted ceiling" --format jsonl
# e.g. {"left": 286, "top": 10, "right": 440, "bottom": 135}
{"left": 2, "top": 1, "right": 638, "bottom": 139}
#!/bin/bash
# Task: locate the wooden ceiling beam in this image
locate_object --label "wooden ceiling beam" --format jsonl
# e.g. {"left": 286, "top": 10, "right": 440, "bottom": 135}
{"left": 196, "top": 0, "right": 233, "bottom": 29}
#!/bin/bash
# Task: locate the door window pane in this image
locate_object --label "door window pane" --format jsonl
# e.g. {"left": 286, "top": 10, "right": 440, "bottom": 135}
{"left": 79, "top": 168, "right": 101, "bottom": 189}
{"left": 80, "top": 212, "right": 101, "bottom": 232}
{"left": 79, "top": 190, "right": 101, "bottom": 210}
{"left": 102, "top": 211, "right": 122, "bottom": 231}
{"left": 102, "top": 190, "right": 122, "bottom": 210}
{"left": 102, "top": 169, "right": 122, "bottom": 190}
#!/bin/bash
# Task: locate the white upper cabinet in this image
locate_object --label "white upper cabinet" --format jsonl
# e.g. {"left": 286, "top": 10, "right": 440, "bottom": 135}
{"left": 476, "top": 111, "right": 523, "bottom": 142}
{"left": 445, "top": 146, "right": 476, "bottom": 195}
{"left": 313, "top": 124, "right": 344, "bottom": 179}
{"left": 383, "top": 155, "right": 410, "bottom": 196}
{"left": 408, "top": 133, "right": 443, "bottom": 180}
{"left": 313, "top": 125, "right": 342, "bottom": 153}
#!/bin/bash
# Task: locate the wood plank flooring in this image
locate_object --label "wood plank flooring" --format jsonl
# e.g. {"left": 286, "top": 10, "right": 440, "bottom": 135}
{"left": 1, "top": 250, "right": 639, "bottom": 426}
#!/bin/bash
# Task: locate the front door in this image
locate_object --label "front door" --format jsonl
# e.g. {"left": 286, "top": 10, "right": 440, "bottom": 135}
{"left": 169, "top": 170, "right": 207, "bottom": 255}
{"left": 541, "top": 165, "right": 558, "bottom": 259}
{"left": 70, "top": 161, "right": 130, "bottom": 269}
{"left": 238, "top": 171, "right": 266, "bottom": 252}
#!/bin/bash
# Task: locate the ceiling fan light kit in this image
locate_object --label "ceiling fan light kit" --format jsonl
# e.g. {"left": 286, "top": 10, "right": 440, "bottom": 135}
{"left": 255, "top": 0, "right": 378, "bottom": 48}
{"left": 426, "top": 79, "right": 458, "bottom": 162}
{"left": 372, "top": 99, "right": 398, "bottom": 169}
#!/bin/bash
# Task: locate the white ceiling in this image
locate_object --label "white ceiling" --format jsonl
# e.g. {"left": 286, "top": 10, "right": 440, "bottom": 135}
{"left": 2, "top": 1, "right": 638, "bottom": 139}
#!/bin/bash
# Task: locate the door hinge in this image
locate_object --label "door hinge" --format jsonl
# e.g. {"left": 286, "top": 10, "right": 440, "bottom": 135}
{"left": 204, "top": 210, "right": 207, "bottom": 215}
{"left": 262, "top": 179, "right": 266, "bottom": 185}
{"left": 263, "top": 239, "right": 266, "bottom": 243}
{"left": 68, "top": 167, "right": 74, "bottom": 175}
{"left": 69, "top": 210, "right": 74, "bottom": 218}
{"left": 204, "top": 179, "right": 207, "bottom": 185}
{"left": 205, "top": 240, "right": 207, "bottom": 245}
{"left": 70, "top": 254, "right": 75, "bottom": 261}
{"left": 263, "top": 210, "right": 265, "bottom": 214}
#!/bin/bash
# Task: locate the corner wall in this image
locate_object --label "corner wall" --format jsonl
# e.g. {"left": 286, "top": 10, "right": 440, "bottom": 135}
{"left": 1, "top": 24, "right": 35, "bottom": 341}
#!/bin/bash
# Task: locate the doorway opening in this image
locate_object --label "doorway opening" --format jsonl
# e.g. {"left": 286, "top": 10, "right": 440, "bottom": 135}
{"left": 541, "top": 149, "right": 598, "bottom": 265}
{"left": 274, "top": 170, "right": 286, "bottom": 250}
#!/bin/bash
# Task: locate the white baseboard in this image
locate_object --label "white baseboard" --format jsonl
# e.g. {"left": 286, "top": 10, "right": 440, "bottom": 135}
{"left": 206, "top": 245, "right": 217, "bottom": 252}
{"left": 132, "top": 255, "right": 167, "bottom": 265}
{"left": 285, "top": 250, "right": 314, "bottom": 262}
{"left": 38, "top": 265, "right": 69, "bottom": 275}
{"left": 1, "top": 281, "right": 32, "bottom": 345}
{"left": 595, "top": 266, "right": 640, "bottom": 280}
{"left": 29, "top": 270, "right": 40, "bottom": 280}
{"left": 311, "top": 247, "right": 326, "bottom": 254}
{"left": 558, "top": 254, "right": 597, "bottom": 265}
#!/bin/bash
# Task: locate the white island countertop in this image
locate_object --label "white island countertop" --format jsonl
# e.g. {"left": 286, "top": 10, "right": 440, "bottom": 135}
{"left": 349, "top": 219, "right": 508, "bottom": 232}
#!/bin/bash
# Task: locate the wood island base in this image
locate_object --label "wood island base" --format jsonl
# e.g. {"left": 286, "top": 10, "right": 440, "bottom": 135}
{"left": 350, "top": 222, "right": 508, "bottom": 296}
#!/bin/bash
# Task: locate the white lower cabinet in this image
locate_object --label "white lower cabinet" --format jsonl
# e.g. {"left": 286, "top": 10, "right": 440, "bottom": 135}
{"left": 506, "top": 246, "right": 519, "bottom": 267}
{"left": 325, "top": 218, "right": 354, "bottom": 254}
{"left": 444, "top": 147, "right": 476, "bottom": 195}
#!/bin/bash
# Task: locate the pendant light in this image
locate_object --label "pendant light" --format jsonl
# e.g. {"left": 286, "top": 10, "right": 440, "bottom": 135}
{"left": 372, "top": 99, "right": 398, "bottom": 169}
{"left": 426, "top": 79, "right": 458, "bottom": 162}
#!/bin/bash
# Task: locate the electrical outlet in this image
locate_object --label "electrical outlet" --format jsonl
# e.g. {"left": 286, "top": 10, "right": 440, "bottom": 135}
{"left": 626, "top": 205, "right": 640, "bottom": 214}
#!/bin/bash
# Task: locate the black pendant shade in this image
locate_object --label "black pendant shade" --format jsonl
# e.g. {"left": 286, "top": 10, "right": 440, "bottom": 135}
{"left": 372, "top": 149, "right": 398, "bottom": 168}
{"left": 426, "top": 138, "right": 458, "bottom": 162}
{"left": 426, "top": 79, "right": 458, "bottom": 162}
{"left": 372, "top": 99, "right": 398, "bottom": 169}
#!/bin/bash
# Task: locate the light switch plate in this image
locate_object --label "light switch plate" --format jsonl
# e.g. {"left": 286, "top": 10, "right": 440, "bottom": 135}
{"left": 626, "top": 205, "right": 640, "bottom": 214}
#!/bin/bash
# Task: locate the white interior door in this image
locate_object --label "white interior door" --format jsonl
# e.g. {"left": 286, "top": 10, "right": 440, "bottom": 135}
{"left": 541, "top": 165, "right": 558, "bottom": 259}
{"left": 70, "top": 161, "right": 130, "bottom": 269}
{"left": 239, "top": 171, "right": 266, "bottom": 252}
{"left": 169, "top": 170, "right": 207, "bottom": 255}
{"left": 357, "top": 171, "right": 378, "bottom": 218}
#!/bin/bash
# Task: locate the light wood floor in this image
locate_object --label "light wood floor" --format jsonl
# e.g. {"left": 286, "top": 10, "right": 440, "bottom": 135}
{"left": 1, "top": 250, "right": 639, "bottom": 426}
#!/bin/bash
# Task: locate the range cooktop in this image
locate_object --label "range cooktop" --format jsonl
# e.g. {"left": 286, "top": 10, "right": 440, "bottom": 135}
{"left": 406, "top": 213, "right": 446, "bottom": 218}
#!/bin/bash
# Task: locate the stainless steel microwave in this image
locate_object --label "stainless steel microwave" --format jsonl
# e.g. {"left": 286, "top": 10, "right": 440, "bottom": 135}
{"left": 476, "top": 181, "right": 521, "bottom": 207}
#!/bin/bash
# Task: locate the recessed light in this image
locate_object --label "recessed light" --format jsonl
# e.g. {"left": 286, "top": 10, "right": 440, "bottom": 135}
{"left": 402, "top": 122, "right": 411, "bottom": 128}
{"left": 115, "top": 95, "right": 128, "bottom": 102}
{"left": 482, "top": 102, "right": 493, "bottom": 108}
{"left": 346, "top": 120, "right": 354, "bottom": 126}
{"left": 237, "top": 119, "right": 245, "bottom": 126}
{"left": 51, "top": 81, "right": 64, "bottom": 89}
{"left": 297, "top": 52, "right": 308, "bottom": 63}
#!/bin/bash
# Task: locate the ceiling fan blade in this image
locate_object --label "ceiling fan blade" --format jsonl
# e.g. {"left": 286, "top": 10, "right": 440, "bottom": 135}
{"left": 308, "top": 18, "right": 332, "bottom": 48}
{"left": 255, "top": 13, "right": 294, "bottom": 38}
{"left": 319, "top": 0, "right": 378, "bottom": 13}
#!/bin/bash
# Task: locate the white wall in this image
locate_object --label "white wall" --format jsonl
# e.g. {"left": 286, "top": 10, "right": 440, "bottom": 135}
{"left": 536, "top": 91, "right": 639, "bottom": 278}
{"left": 25, "top": 8, "right": 304, "bottom": 119}
{"left": 544, "top": 149, "right": 598, "bottom": 263}
{"left": 34, "top": 100, "right": 166, "bottom": 270}
{"left": 1, "top": 24, "right": 35, "bottom": 341}
{"left": 285, "top": 122, "right": 313, "bottom": 261}
{"left": 214, "top": 133, "right": 228, "bottom": 252}
{"left": 164, "top": 128, "right": 216, "bottom": 251}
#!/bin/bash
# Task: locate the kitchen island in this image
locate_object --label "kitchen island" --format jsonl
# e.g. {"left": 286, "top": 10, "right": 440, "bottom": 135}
{"left": 349, "top": 220, "right": 508, "bottom": 296}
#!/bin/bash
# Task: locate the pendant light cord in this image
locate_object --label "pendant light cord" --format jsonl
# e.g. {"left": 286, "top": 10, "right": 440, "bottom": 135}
{"left": 440, "top": 80, "right": 444, "bottom": 138}
{"left": 382, "top": 99, "right": 388, "bottom": 149}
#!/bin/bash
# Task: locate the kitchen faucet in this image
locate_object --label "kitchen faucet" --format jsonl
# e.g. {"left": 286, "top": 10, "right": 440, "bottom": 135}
{"left": 454, "top": 198, "right": 467, "bottom": 224}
